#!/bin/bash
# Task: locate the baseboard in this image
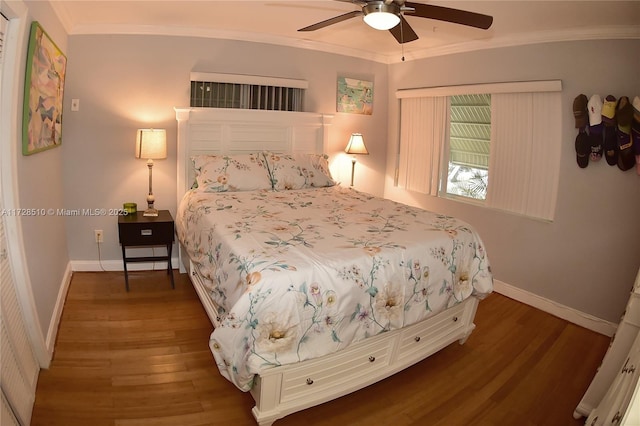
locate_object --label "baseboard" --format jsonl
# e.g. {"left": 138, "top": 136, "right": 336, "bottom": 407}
{"left": 45, "top": 262, "right": 73, "bottom": 363}
{"left": 63, "top": 264, "right": 617, "bottom": 336}
{"left": 70, "top": 258, "right": 180, "bottom": 272}
{"left": 493, "top": 279, "right": 617, "bottom": 337}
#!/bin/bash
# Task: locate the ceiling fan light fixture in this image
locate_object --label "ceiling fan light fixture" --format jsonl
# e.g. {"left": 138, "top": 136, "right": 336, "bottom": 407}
{"left": 363, "top": 3, "right": 401, "bottom": 31}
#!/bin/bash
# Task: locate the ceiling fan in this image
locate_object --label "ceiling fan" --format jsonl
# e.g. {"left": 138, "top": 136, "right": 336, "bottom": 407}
{"left": 298, "top": 0, "right": 493, "bottom": 44}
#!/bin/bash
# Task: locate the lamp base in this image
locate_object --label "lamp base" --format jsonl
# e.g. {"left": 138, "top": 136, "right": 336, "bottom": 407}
{"left": 143, "top": 208, "right": 159, "bottom": 217}
{"left": 350, "top": 158, "right": 356, "bottom": 187}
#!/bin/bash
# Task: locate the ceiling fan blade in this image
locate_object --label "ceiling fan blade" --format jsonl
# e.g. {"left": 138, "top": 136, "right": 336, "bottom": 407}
{"left": 388, "top": 15, "right": 419, "bottom": 44}
{"left": 404, "top": 2, "right": 493, "bottom": 30}
{"left": 332, "top": 0, "right": 366, "bottom": 4}
{"left": 298, "top": 10, "right": 363, "bottom": 32}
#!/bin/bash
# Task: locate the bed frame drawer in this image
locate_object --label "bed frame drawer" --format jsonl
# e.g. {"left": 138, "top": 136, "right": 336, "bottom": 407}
{"left": 250, "top": 298, "right": 479, "bottom": 425}
{"left": 279, "top": 333, "right": 394, "bottom": 403}
{"left": 396, "top": 301, "right": 468, "bottom": 364}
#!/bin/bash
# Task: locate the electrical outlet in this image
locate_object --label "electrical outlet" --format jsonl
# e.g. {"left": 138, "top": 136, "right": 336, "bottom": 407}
{"left": 94, "top": 229, "right": 103, "bottom": 243}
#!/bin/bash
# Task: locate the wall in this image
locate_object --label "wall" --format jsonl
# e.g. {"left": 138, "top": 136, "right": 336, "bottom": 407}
{"left": 13, "top": 0, "right": 70, "bottom": 350}
{"left": 385, "top": 40, "right": 640, "bottom": 323}
{"left": 62, "top": 35, "right": 389, "bottom": 265}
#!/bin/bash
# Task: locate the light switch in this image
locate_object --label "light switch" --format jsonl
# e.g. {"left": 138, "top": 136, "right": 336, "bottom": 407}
{"left": 71, "top": 99, "right": 80, "bottom": 111}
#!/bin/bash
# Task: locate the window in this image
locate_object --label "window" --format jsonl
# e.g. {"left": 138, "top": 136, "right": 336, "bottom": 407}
{"left": 396, "top": 81, "right": 562, "bottom": 221}
{"left": 190, "top": 72, "right": 306, "bottom": 111}
{"left": 445, "top": 94, "right": 491, "bottom": 200}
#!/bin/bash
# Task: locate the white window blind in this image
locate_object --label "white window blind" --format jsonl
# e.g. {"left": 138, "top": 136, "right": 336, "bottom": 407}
{"left": 486, "top": 92, "right": 561, "bottom": 220}
{"left": 396, "top": 80, "right": 562, "bottom": 221}
{"left": 397, "top": 96, "right": 447, "bottom": 195}
{"left": 190, "top": 72, "right": 307, "bottom": 111}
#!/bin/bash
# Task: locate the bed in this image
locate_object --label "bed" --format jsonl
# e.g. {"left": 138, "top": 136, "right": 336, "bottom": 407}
{"left": 174, "top": 107, "right": 493, "bottom": 425}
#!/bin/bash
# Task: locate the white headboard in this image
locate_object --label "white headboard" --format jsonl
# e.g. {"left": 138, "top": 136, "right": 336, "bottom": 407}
{"left": 174, "top": 107, "right": 334, "bottom": 204}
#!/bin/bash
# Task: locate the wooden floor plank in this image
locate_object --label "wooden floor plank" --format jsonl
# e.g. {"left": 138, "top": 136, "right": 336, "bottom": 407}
{"left": 31, "top": 271, "right": 610, "bottom": 426}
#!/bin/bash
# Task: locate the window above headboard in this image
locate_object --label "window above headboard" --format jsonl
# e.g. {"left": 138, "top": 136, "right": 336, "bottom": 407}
{"left": 190, "top": 72, "right": 307, "bottom": 112}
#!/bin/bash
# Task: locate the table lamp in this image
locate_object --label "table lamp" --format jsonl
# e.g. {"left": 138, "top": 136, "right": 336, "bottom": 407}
{"left": 345, "top": 133, "right": 369, "bottom": 187}
{"left": 135, "top": 128, "right": 166, "bottom": 216}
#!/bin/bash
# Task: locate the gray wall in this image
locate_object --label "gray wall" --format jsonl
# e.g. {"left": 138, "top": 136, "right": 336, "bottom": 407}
{"left": 62, "top": 35, "right": 389, "bottom": 263}
{"left": 384, "top": 40, "right": 640, "bottom": 323}
{"left": 17, "top": 1, "right": 70, "bottom": 341}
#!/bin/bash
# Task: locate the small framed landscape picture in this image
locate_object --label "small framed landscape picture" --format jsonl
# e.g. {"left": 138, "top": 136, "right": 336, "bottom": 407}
{"left": 337, "top": 77, "right": 373, "bottom": 115}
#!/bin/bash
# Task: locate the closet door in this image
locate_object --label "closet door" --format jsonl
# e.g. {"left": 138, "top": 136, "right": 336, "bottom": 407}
{"left": 1, "top": 13, "right": 40, "bottom": 415}
{"left": 1, "top": 213, "right": 40, "bottom": 425}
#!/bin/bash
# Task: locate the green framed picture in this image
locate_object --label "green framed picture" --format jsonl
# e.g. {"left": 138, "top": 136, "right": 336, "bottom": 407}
{"left": 22, "top": 21, "right": 67, "bottom": 155}
{"left": 337, "top": 77, "right": 373, "bottom": 115}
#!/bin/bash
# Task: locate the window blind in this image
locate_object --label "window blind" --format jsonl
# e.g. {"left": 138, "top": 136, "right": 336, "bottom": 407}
{"left": 396, "top": 80, "right": 562, "bottom": 221}
{"left": 190, "top": 72, "right": 307, "bottom": 112}
{"left": 397, "top": 97, "right": 447, "bottom": 195}
{"left": 486, "top": 92, "right": 561, "bottom": 220}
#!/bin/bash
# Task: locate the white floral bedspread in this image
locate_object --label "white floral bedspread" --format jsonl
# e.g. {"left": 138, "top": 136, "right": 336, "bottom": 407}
{"left": 176, "top": 186, "right": 493, "bottom": 391}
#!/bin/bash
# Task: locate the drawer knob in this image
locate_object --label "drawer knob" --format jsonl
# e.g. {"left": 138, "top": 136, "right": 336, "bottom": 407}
{"left": 368, "top": 356, "right": 375, "bottom": 363}
{"left": 306, "top": 378, "right": 314, "bottom": 385}
{"left": 414, "top": 336, "right": 421, "bottom": 342}
{"left": 453, "top": 316, "right": 458, "bottom": 322}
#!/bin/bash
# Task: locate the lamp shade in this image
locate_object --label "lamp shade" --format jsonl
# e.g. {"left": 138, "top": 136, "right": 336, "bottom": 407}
{"left": 345, "top": 133, "right": 369, "bottom": 155}
{"left": 363, "top": 3, "right": 401, "bottom": 31}
{"left": 135, "top": 129, "right": 167, "bottom": 160}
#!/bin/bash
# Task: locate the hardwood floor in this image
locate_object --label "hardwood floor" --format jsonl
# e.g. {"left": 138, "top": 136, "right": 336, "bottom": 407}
{"left": 31, "top": 271, "right": 610, "bottom": 426}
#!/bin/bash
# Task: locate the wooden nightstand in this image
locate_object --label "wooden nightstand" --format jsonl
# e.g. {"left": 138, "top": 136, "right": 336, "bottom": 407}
{"left": 118, "top": 210, "right": 175, "bottom": 291}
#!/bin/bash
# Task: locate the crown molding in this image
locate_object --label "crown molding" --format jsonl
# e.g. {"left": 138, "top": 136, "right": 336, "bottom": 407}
{"left": 394, "top": 25, "right": 640, "bottom": 64}
{"left": 58, "top": 18, "right": 640, "bottom": 66}
{"left": 66, "top": 23, "right": 393, "bottom": 63}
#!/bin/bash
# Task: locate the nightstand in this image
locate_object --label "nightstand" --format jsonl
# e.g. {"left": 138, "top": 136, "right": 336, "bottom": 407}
{"left": 118, "top": 210, "right": 175, "bottom": 291}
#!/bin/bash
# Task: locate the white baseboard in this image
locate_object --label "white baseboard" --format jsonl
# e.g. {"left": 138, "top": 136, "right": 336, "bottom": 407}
{"left": 64, "top": 263, "right": 617, "bottom": 337}
{"left": 493, "top": 279, "right": 617, "bottom": 337}
{"left": 46, "top": 259, "right": 179, "bottom": 362}
{"left": 46, "top": 262, "right": 73, "bottom": 363}
{"left": 70, "top": 257, "right": 180, "bottom": 272}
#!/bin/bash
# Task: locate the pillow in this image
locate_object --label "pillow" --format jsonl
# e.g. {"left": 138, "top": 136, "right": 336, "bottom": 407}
{"left": 192, "top": 153, "right": 271, "bottom": 192}
{"left": 265, "top": 152, "right": 336, "bottom": 191}
{"left": 301, "top": 153, "right": 336, "bottom": 187}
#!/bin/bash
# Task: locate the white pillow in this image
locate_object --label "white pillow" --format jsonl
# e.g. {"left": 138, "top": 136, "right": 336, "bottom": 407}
{"left": 192, "top": 153, "right": 271, "bottom": 192}
{"left": 265, "top": 153, "right": 335, "bottom": 190}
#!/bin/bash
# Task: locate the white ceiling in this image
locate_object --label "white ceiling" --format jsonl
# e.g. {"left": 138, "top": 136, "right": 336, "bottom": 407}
{"left": 49, "top": 0, "right": 640, "bottom": 63}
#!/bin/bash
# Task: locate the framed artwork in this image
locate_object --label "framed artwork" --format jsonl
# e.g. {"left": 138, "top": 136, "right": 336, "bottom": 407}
{"left": 22, "top": 21, "right": 67, "bottom": 155}
{"left": 337, "top": 77, "right": 373, "bottom": 115}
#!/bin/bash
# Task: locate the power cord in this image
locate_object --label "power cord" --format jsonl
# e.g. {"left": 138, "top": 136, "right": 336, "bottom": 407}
{"left": 96, "top": 240, "right": 106, "bottom": 272}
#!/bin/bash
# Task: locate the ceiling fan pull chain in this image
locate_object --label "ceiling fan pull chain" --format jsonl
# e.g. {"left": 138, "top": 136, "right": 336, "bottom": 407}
{"left": 401, "top": 17, "right": 405, "bottom": 61}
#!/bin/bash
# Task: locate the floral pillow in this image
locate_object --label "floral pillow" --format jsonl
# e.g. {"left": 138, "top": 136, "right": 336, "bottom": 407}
{"left": 192, "top": 153, "right": 271, "bottom": 192}
{"left": 265, "top": 152, "right": 336, "bottom": 191}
